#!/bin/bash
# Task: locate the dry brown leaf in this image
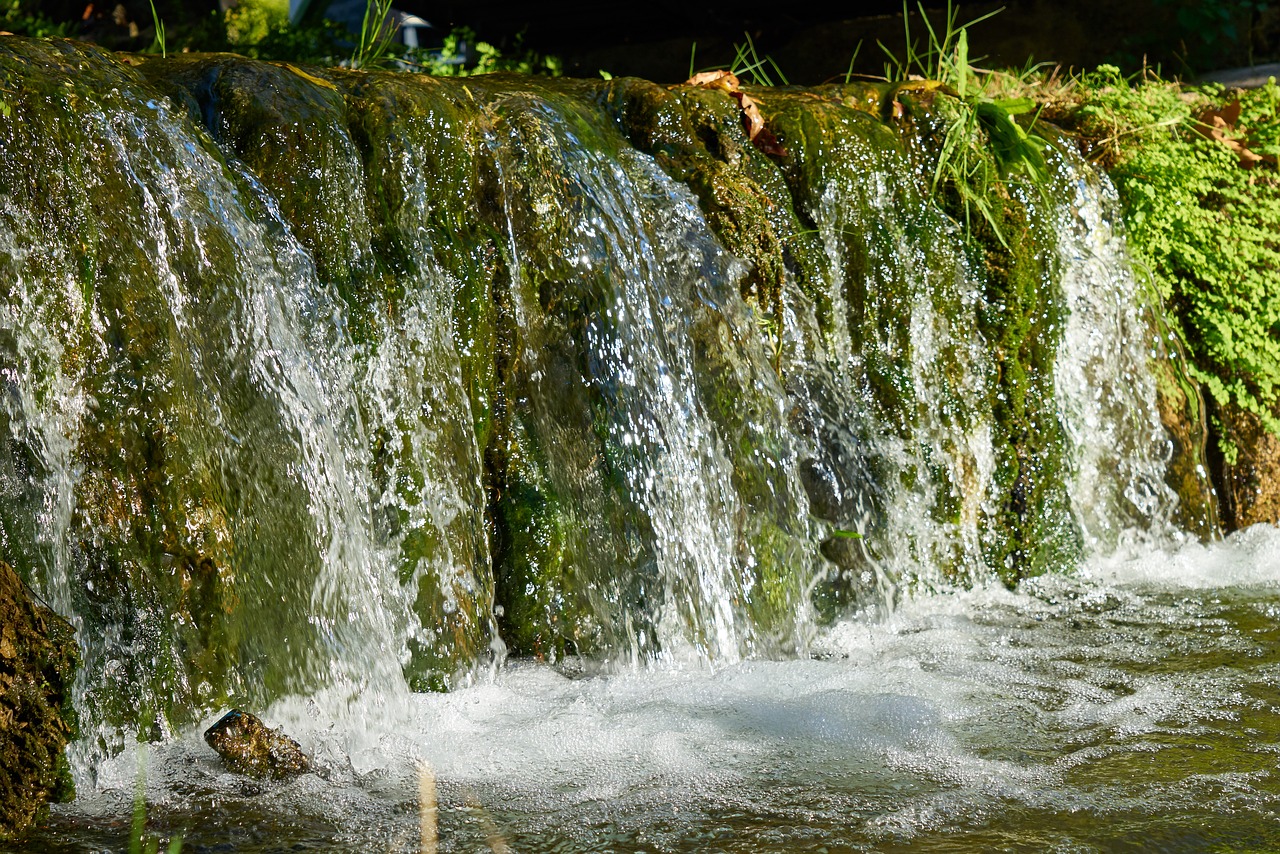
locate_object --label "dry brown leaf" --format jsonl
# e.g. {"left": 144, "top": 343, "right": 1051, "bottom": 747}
{"left": 733, "top": 90, "right": 765, "bottom": 140}
{"left": 1194, "top": 100, "right": 1275, "bottom": 169}
{"left": 1199, "top": 100, "right": 1242, "bottom": 130}
{"left": 751, "top": 125, "right": 787, "bottom": 156}
{"left": 685, "top": 70, "right": 740, "bottom": 92}
{"left": 683, "top": 69, "right": 787, "bottom": 156}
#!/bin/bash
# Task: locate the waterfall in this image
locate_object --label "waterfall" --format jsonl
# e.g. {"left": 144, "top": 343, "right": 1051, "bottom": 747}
{"left": 1048, "top": 148, "right": 1183, "bottom": 547}
{"left": 0, "top": 40, "right": 1212, "bottom": 786}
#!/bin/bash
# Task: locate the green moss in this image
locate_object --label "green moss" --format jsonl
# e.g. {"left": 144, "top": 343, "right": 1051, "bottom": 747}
{"left": 0, "top": 560, "right": 79, "bottom": 837}
{"left": 0, "top": 39, "right": 256, "bottom": 730}
{"left": 879, "top": 88, "right": 1078, "bottom": 582}
{"left": 1069, "top": 70, "right": 1280, "bottom": 438}
{"left": 145, "top": 56, "right": 371, "bottom": 310}
{"left": 1153, "top": 349, "right": 1221, "bottom": 537}
{"left": 489, "top": 429, "right": 583, "bottom": 659}
{"left": 152, "top": 61, "right": 516, "bottom": 689}
{"left": 0, "top": 39, "right": 1216, "bottom": 717}
{"left": 977, "top": 202, "right": 1079, "bottom": 581}
{"left": 602, "top": 79, "right": 828, "bottom": 338}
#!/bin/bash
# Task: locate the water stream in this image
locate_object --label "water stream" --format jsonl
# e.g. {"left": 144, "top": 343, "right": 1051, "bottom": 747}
{"left": 0, "top": 39, "right": 1272, "bottom": 850}
{"left": 22, "top": 527, "right": 1280, "bottom": 851}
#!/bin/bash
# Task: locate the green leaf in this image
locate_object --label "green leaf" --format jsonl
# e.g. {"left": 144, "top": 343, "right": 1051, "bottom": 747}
{"left": 991, "top": 97, "right": 1036, "bottom": 115}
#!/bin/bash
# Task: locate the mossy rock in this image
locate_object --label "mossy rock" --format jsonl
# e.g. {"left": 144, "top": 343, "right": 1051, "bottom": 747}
{"left": 203, "top": 708, "right": 310, "bottom": 779}
{"left": 0, "top": 560, "right": 78, "bottom": 838}
{"left": 151, "top": 57, "right": 509, "bottom": 690}
{"left": 1209, "top": 402, "right": 1280, "bottom": 530}
{"left": 1154, "top": 357, "right": 1221, "bottom": 538}
{"left": 0, "top": 40, "right": 1228, "bottom": 711}
{"left": 602, "top": 78, "right": 828, "bottom": 326}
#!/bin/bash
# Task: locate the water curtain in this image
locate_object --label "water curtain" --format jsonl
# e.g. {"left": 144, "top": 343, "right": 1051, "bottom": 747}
{"left": 0, "top": 40, "right": 1209, "bottom": 766}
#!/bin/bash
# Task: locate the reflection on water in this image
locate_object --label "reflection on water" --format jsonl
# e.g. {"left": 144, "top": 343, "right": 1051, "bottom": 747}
{"left": 14, "top": 524, "right": 1280, "bottom": 852}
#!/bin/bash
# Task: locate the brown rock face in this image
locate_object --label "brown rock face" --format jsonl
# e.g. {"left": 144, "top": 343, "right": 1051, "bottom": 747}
{"left": 1212, "top": 405, "right": 1280, "bottom": 530}
{"left": 0, "top": 560, "right": 79, "bottom": 839}
{"left": 204, "top": 709, "right": 311, "bottom": 779}
{"left": 1154, "top": 366, "right": 1220, "bottom": 539}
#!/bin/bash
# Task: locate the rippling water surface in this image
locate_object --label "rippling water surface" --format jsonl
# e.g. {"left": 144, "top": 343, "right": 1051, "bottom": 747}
{"left": 12, "top": 524, "right": 1278, "bottom": 852}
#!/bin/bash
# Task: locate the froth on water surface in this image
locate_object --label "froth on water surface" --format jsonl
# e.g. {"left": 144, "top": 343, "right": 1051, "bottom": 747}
{"left": 15, "top": 524, "right": 1280, "bottom": 852}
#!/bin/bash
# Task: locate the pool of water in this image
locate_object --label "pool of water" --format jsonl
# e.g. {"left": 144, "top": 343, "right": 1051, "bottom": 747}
{"left": 12, "top": 523, "right": 1280, "bottom": 853}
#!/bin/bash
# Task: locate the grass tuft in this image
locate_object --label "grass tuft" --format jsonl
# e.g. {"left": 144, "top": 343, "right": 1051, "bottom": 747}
{"left": 351, "top": 0, "right": 397, "bottom": 70}
{"left": 881, "top": 1, "right": 1050, "bottom": 246}
{"left": 146, "top": 0, "right": 166, "bottom": 59}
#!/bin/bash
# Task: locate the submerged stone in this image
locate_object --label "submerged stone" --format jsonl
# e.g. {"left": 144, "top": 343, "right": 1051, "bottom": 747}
{"left": 0, "top": 560, "right": 78, "bottom": 838}
{"left": 203, "top": 709, "right": 311, "bottom": 779}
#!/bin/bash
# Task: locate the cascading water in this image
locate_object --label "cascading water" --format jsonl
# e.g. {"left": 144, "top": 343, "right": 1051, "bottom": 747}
{"left": 1, "top": 38, "right": 1276, "bottom": 851}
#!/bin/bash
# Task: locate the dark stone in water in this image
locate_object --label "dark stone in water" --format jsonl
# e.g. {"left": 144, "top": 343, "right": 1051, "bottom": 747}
{"left": 203, "top": 709, "right": 311, "bottom": 779}
{"left": 0, "top": 560, "right": 78, "bottom": 839}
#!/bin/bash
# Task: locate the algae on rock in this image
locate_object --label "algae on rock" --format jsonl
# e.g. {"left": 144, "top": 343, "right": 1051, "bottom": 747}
{"left": 0, "top": 41, "right": 1223, "bottom": 756}
{"left": 0, "top": 560, "right": 77, "bottom": 838}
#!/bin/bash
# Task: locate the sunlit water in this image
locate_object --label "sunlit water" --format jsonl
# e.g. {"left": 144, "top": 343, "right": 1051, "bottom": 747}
{"left": 9, "top": 523, "right": 1277, "bottom": 852}
{"left": 0, "top": 44, "right": 1270, "bottom": 852}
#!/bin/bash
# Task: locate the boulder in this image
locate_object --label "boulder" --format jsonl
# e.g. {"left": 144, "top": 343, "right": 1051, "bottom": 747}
{"left": 203, "top": 709, "right": 311, "bottom": 779}
{"left": 0, "top": 560, "right": 78, "bottom": 838}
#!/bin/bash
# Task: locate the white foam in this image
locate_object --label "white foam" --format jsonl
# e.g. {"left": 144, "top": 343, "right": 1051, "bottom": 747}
{"left": 55, "top": 523, "right": 1280, "bottom": 848}
{"left": 1086, "top": 522, "right": 1280, "bottom": 589}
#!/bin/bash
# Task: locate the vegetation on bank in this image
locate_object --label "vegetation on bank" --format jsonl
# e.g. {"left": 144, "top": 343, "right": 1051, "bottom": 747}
{"left": 713, "top": 5, "right": 1280, "bottom": 530}
{"left": 1064, "top": 70, "right": 1280, "bottom": 452}
{"left": 873, "top": 48, "right": 1280, "bottom": 527}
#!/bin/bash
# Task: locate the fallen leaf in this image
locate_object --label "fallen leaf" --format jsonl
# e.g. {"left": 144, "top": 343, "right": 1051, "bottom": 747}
{"left": 1198, "top": 100, "right": 1242, "bottom": 130}
{"left": 279, "top": 63, "right": 337, "bottom": 91}
{"left": 733, "top": 90, "right": 765, "bottom": 140}
{"left": 1193, "top": 100, "right": 1276, "bottom": 169}
{"left": 682, "top": 69, "right": 787, "bottom": 156}
{"left": 751, "top": 124, "right": 787, "bottom": 156}
{"left": 685, "top": 70, "right": 740, "bottom": 92}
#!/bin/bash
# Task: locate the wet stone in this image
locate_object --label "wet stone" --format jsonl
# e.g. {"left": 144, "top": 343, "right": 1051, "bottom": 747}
{"left": 0, "top": 560, "right": 78, "bottom": 838}
{"left": 203, "top": 709, "right": 311, "bottom": 779}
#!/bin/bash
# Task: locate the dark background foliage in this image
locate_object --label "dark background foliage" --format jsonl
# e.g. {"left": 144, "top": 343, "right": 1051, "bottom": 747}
{"left": 5, "top": 0, "right": 1278, "bottom": 81}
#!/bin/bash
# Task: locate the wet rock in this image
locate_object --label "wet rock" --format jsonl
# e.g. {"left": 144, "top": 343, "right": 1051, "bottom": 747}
{"left": 1154, "top": 362, "right": 1220, "bottom": 539}
{"left": 203, "top": 710, "right": 311, "bottom": 779}
{"left": 0, "top": 560, "right": 78, "bottom": 838}
{"left": 1210, "top": 404, "right": 1280, "bottom": 530}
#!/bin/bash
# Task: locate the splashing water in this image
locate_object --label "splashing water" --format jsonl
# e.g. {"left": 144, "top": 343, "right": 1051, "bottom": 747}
{"left": 0, "top": 41, "right": 1260, "bottom": 850}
